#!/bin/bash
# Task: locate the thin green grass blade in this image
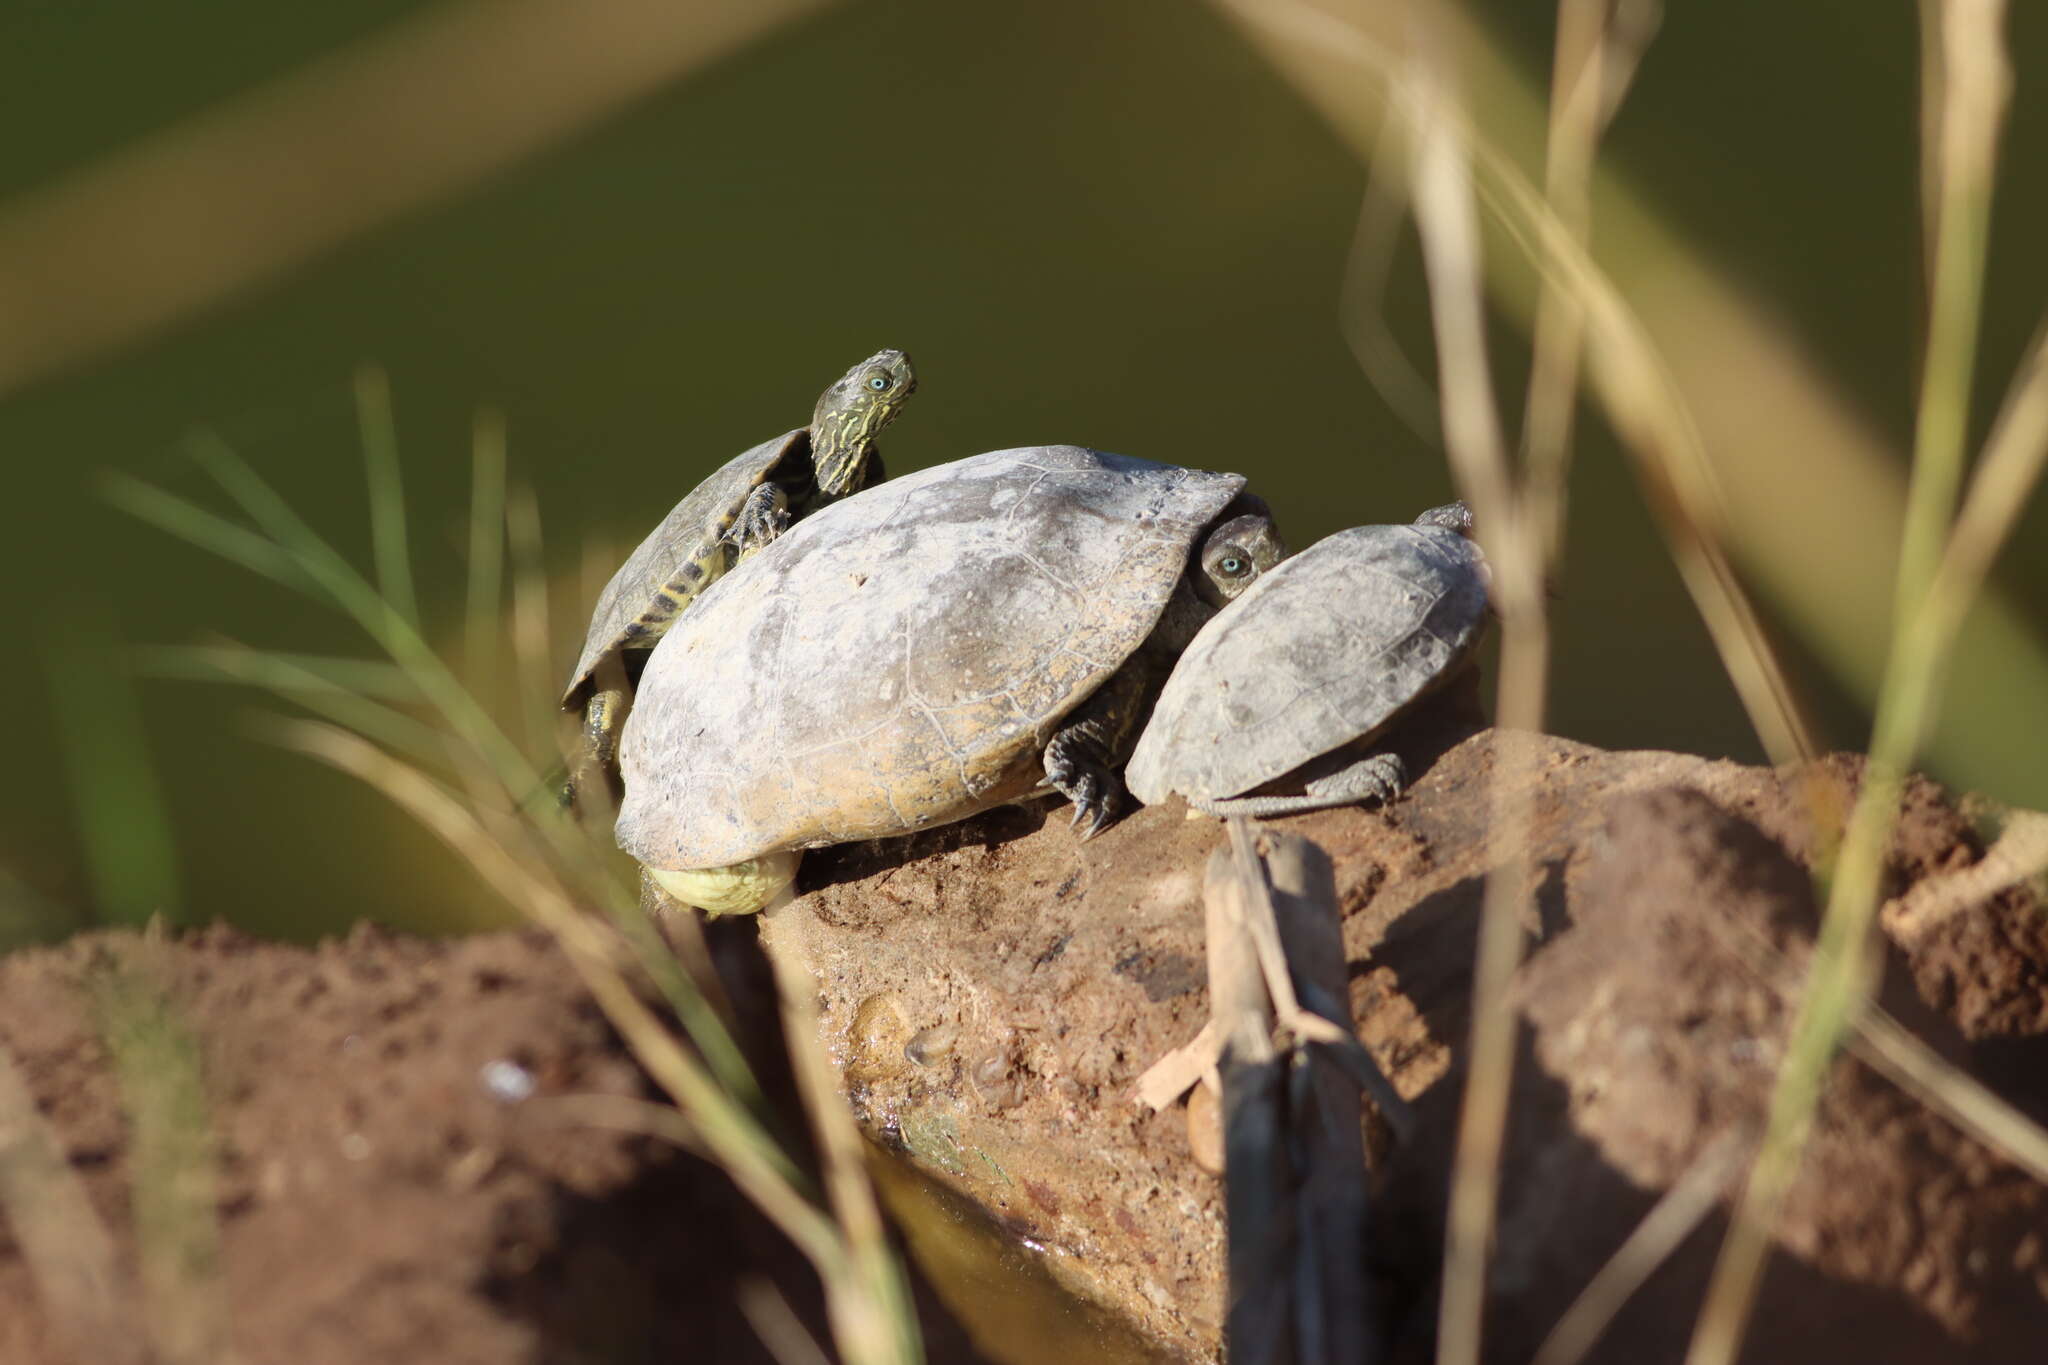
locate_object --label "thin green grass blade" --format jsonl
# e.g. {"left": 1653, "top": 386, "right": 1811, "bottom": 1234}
{"left": 599, "top": 894, "right": 773, "bottom": 1122}
{"left": 466, "top": 408, "right": 508, "bottom": 689}
{"left": 100, "top": 472, "right": 322, "bottom": 599}
{"left": 138, "top": 642, "right": 448, "bottom": 765}
{"left": 355, "top": 364, "right": 419, "bottom": 627}
{"left": 135, "top": 643, "right": 418, "bottom": 699}
{"left": 93, "top": 954, "right": 226, "bottom": 1363}
{"left": 42, "top": 606, "right": 181, "bottom": 927}
{"left": 178, "top": 430, "right": 543, "bottom": 797}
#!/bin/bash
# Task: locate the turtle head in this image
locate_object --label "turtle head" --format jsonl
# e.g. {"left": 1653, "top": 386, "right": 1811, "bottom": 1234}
{"left": 810, "top": 348, "right": 917, "bottom": 496}
{"left": 1195, "top": 500, "right": 1289, "bottom": 607}
{"left": 1412, "top": 500, "right": 1474, "bottom": 534}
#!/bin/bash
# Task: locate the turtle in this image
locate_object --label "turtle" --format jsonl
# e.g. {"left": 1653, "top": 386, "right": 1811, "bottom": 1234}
{"left": 611, "top": 444, "right": 1287, "bottom": 915}
{"left": 561, "top": 348, "right": 917, "bottom": 804}
{"left": 1123, "top": 500, "right": 1489, "bottom": 816}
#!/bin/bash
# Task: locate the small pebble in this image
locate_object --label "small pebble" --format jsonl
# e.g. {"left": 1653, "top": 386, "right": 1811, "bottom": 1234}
{"left": 479, "top": 1058, "right": 537, "bottom": 1103}
{"left": 905, "top": 1024, "right": 958, "bottom": 1067}
{"left": 1186, "top": 1081, "right": 1224, "bottom": 1174}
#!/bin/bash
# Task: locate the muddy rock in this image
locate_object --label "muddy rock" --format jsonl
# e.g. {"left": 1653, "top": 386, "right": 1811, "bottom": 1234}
{"left": 779, "top": 729, "right": 2048, "bottom": 1361}
{"left": 1, "top": 729, "right": 2043, "bottom": 1364}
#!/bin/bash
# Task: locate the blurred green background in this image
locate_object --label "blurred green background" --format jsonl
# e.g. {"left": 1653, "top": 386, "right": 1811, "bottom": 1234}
{"left": 2, "top": 0, "right": 2043, "bottom": 940}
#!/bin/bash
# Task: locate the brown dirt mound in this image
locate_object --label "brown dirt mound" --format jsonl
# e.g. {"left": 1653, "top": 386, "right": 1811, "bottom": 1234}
{"left": 0, "top": 923, "right": 982, "bottom": 1365}
{"left": 1, "top": 727, "right": 2044, "bottom": 1364}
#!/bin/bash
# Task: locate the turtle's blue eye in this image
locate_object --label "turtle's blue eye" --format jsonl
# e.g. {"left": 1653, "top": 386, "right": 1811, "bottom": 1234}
{"left": 1219, "top": 556, "right": 1248, "bottom": 577}
{"left": 866, "top": 372, "right": 891, "bottom": 392}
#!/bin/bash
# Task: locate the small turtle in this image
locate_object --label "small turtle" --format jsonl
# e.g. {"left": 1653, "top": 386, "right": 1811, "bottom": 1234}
{"left": 613, "top": 445, "right": 1286, "bottom": 914}
{"left": 1124, "top": 501, "right": 1488, "bottom": 816}
{"left": 561, "top": 348, "right": 917, "bottom": 802}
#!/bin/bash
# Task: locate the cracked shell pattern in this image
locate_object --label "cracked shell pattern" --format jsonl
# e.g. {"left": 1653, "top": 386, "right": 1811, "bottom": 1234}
{"left": 1124, "top": 522, "right": 1489, "bottom": 805}
{"left": 615, "top": 445, "right": 1245, "bottom": 868}
{"left": 563, "top": 428, "right": 807, "bottom": 701}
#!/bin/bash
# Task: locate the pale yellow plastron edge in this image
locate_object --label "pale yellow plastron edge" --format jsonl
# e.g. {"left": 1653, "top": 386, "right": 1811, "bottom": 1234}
{"left": 644, "top": 852, "right": 800, "bottom": 917}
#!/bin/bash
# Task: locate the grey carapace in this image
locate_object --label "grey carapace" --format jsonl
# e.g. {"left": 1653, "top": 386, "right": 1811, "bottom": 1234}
{"left": 562, "top": 349, "right": 916, "bottom": 804}
{"left": 1124, "top": 501, "right": 1489, "bottom": 816}
{"left": 612, "top": 444, "right": 1283, "bottom": 914}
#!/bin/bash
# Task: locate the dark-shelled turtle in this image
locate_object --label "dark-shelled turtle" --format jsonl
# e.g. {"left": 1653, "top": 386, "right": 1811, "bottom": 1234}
{"left": 1124, "top": 501, "right": 1489, "bottom": 816}
{"left": 613, "top": 444, "right": 1284, "bottom": 913}
{"left": 561, "top": 348, "right": 916, "bottom": 802}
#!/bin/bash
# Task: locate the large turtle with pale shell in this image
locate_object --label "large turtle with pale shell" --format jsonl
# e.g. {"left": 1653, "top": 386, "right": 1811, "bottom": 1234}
{"left": 613, "top": 444, "right": 1286, "bottom": 914}
{"left": 1124, "top": 501, "right": 1489, "bottom": 816}
{"left": 561, "top": 348, "right": 916, "bottom": 803}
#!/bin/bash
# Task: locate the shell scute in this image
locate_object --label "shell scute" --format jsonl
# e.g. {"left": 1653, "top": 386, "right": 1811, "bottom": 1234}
{"left": 1125, "top": 522, "right": 1489, "bottom": 806}
{"left": 562, "top": 429, "right": 802, "bottom": 702}
{"left": 616, "top": 445, "right": 1245, "bottom": 867}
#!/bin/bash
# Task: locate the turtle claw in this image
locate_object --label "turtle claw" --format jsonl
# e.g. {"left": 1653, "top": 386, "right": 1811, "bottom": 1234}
{"left": 1044, "top": 733, "right": 1126, "bottom": 839}
{"left": 1080, "top": 797, "right": 1119, "bottom": 841}
{"left": 730, "top": 482, "right": 793, "bottom": 560}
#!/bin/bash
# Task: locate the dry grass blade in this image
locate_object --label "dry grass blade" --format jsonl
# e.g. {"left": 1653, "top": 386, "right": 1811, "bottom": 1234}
{"left": 530, "top": 1092, "right": 704, "bottom": 1156}
{"left": 1338, "top": 116, "right": 1444, "bottom": 447}
{"left": 1651, "top": 847, "right": 2048, "bottom": 1198}
{"left": 1399, "top": 40, "right": 1545, "bottom": 1365}
{"left": 1216, "top": 0, "right": 1815, "bottom": 769}
{"left": 1884, "top": 809, "right": 2048, "bottom": 946}
{"left": 1851, "top": 1010, "right": 2048, "bottom": 1186}
{"left": 0, "top": 0, "right": 841, "bottom": 397}
{"left": 1531, "top": 1127, "right": 1750, "bottom": 1365}
{"left": 117, "top": 379, "right": 916, "bottom": 1362}
{"left": 1522, "top": 0, "right": 1659, "bottom": 565}
{"left": 1688, "top": 8, "right": 2015, "bottom": 1360}
{"left": 271, "top": 719, "right": 919, "bottom": 1362}
{"left": 759, "top": 897, "right": 924, "bottom": 1365}
{"left": 738, "top": 1277, "right": 835, "bottom": 1365}
{"left": 0, "top": 1041, "right": 141, "bottom": 1363}
{"left": 265, "top": 720, "right": 840, "bottom": 1257}
{"left": 1203, "top": 840, "right": 1288, "bottom": 1365}
{"left": 1221, "top": 821, "right": 1410, "bottom": 1127}
{"left": 1910, "top": 316, "right": 2048, "bottom": 703}
{"left": 1464, "top": 155, "right": 1815, "bottom": 766}
{"left": 1895, "top": 0, "right": 2010, "bottom": 617}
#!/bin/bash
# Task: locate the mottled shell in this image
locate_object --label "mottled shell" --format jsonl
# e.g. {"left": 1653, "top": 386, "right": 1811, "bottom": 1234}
{"left": 561, "top": 429, "right": 806, "bottom": 704}
{"left": 615, "top": 446, "right": 1247, "bottom": 868}
{"left": 1124, "top": 523, "right": 1489, "bottom": 806}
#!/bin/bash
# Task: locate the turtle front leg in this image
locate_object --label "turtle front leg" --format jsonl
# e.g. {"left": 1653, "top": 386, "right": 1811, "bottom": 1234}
{"left": 1043, "top": 664, "right": 1156, "bottom": 839}
{"left": 729, "top": 481, "right": 793, "bottom": 562}
{"left": 566, "top": 654, "right": 632, "bottom": 813}
{"left": 1192, "top": 752, "right": 1407, "bottom": 818}
{"left": 1043, "top": 716, "right": 1126, "bottom": 839}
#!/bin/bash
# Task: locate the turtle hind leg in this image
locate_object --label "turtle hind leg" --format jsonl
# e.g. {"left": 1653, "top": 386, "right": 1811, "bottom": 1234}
{"left": 1192, "top": 752, "right": 1407, "bottom": 819}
